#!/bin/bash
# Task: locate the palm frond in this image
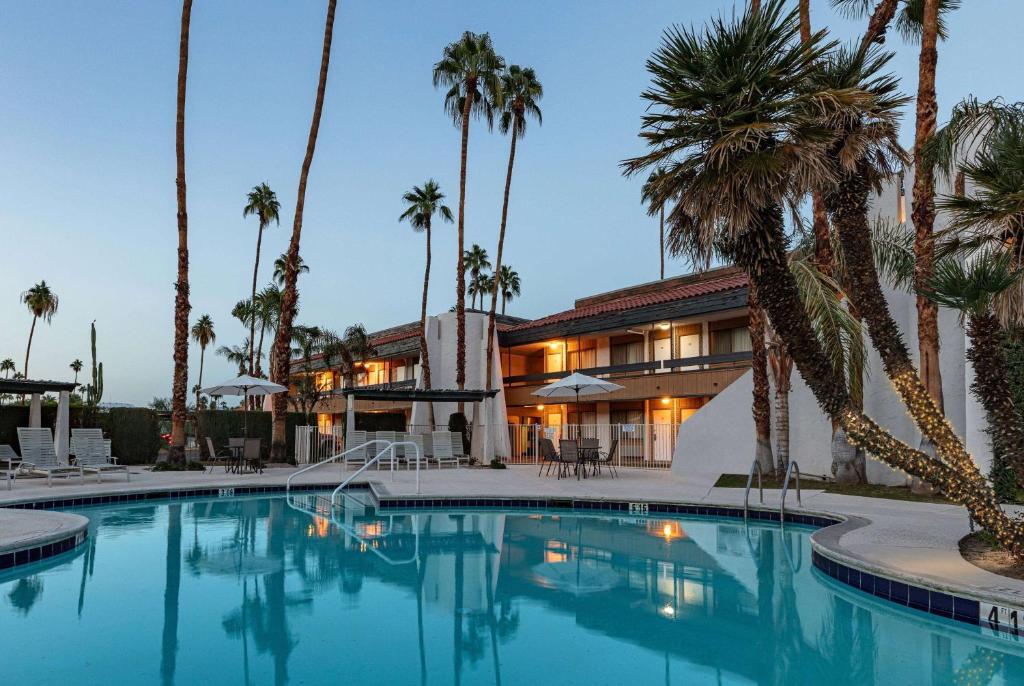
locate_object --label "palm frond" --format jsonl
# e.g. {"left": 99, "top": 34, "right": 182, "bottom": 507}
{"left": 920, "top": 251, "right": 1019, "bottom": 318}
{"left": 870, "top": 217, "right": 916, "bottom": 290}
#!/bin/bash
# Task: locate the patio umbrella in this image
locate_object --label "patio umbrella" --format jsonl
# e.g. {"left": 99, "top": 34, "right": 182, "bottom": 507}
{"left": 201, "top": 375, "right": 287, "bottom": 437}
{"left": 532, "top": 372, "right": 624, "bottom": 421}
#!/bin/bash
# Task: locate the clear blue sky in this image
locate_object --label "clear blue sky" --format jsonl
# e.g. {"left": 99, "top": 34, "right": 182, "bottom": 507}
{"left": 1, "top": 1, "right": 1020, "bottom": 405}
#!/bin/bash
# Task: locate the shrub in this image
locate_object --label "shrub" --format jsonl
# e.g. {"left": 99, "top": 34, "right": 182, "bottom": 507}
{"left": 447, "top": 412, "right": 471, "bottom": 455}
{"left": 354, "top": 412, "right": 406, "bottom": 432}
{"left": 102, "top": 408, "right": 162, "bottom": 465}
{"left": 0, "top": 405, "right": 86, "bottom": 454}
{"left": 196, "top": 411, "right": 306, "bottom": 464}
{"left": 489, "top": 459, "right": 506, "bottom": 469}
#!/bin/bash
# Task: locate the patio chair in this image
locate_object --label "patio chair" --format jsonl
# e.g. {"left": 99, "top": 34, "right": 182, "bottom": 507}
{"left": 344, "top": 430, "right": 368, "bottom": 469}
{"left": 375, "top": 431, "right": 397, "bottom": 470}
{"left": 403, "top": 434, "right": 429, "bottom": 471}
{"left": 594, "top": 439, "right": 619, "bottom": 478}
{"left": 17, "top": 427, "right": 83, "bottom": 486}
{"left": 431, "top": 431, "right": 460, "bottom": 469}
{"left": 77, "top": 437, "right": 130, "bottom": 483}
{"left": 558, "top": 439, "right": 582, "bottom": 480}
{"left": 243, "top": 438, "right": 263, "bottom": 474}
{"left": 537, "top": 438, "right": 564, "bottom": 478}
{"left": 0, "top": 444, "right": 21, "bottom": 490}
{"left": 580, "top": 437, "right": 600, "bottom": 477}
{"left": 72, "top": 428, "right": 121, "bottom": 465}
{"left": 205, "top": 437, "right": 233, "bottom": 472}
{"left": 451, "top": 431, "right": 470, "bottom": 465}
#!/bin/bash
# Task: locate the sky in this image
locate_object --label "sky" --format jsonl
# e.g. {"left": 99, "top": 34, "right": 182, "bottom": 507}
{"left": 1, "top": 1, "right": 1021, "bottom": 406}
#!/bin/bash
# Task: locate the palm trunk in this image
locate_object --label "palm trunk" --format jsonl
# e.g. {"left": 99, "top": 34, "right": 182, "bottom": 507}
{"left": 771, "top": 347, "right": 793, "bottom": 475}
{"left": 659, "top": 206, "right": 665, "bottom": 279}
{"left": 420, "top": 222, "right": 433, "bottom": 389}
{"left": 485, "top": 120, "right": 519, "bottom": 393}
{"left": 169, "top": 0, "right": 193, "bottom": 465}
{"left": 249, "top": 222, "right": 265, "bottom": 375}
{"left": 255, "top": 324, "right": 266, "bottom": 377}
{"left": 270, "top": 0, "right": 337, "bottom": 461}
{"left": 455, "top": 78, "right": 474, "bottom": 395}
{"left": 23, "top": 315, "right": 37, "bottom": 379}
{"left": 825, "top": 162, "right": 980, "bottom": 478}
{"left": 912, "top": 0, "right": 944, "bottom": 413}
{"left": 729, "top": 207, "right": 1024, "bottom": 556}
{"left": 196, "top": 345, "right": 205, "bottom": 409}
{"left": 966, "top": 310, "right": 1024, "bottom": 491}
{"left": 748, "top": 285, "right": 773, "bottom": 474}
{"left": 859, "top": 0, "right": 901, "bottom": 54}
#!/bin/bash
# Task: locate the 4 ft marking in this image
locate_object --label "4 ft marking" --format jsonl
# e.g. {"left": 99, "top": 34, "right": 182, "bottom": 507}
{"left": 983, "top": 602, "right": 1022, "bottom": 639}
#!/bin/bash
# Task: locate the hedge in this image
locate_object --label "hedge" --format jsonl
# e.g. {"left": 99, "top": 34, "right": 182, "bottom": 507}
{"left": 0, "top": 405, "right": 87, "bottom": 454}
{"left": 101, "top": 408, "right": 162, "bottom": 465}
{"left": 196, "top": 411, "right": 306, "bottom": 463}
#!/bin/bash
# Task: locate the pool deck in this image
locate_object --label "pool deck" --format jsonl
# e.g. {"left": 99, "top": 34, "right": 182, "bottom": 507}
{"left": 1, "top": 464, "right": 1022, "bottom": 611}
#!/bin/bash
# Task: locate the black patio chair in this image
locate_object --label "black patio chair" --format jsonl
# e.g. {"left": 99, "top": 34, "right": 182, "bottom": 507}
{"left": 595, "top": 439, "right": 619, "bottom": 478}
{"left": 559, "top": 439, "right": 583, "bottom": 480}
{"left": 538, "top": 438, "right": 561, "bottom": 477}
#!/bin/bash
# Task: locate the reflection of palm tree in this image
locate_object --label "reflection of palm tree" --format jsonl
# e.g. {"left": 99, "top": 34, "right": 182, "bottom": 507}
{"left": 6, "top": 576, "right": 43, "bottom": 615}
{"left": 161, "top": 504, "right": 182, "bottom": 686}
{"left": 77, "top": 533, "right": 97, "bottom": 617}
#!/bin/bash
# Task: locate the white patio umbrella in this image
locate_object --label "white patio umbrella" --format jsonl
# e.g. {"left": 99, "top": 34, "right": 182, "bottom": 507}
{"left": 201, "top": 375, "right": 287, "bottom": 437}
{"left": 532, "top": 372, "right": 624, "bottom": 419}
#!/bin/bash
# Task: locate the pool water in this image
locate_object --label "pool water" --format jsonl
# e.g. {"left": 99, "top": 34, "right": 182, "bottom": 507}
{"left": 2, "top": 494, "right": 1023, "bottom": 685}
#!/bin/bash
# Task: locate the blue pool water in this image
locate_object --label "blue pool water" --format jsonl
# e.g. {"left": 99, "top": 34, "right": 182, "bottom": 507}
{"left": 2, "top": 493, "right": 1023, "bottom": 685}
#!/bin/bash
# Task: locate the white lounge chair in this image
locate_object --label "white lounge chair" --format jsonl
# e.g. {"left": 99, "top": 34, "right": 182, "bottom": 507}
{"left": 16, "top": 427, "right": 83, "bottom": 486}
{"left": 77, "top": 437, "right": 130, "bottom": 482}
{"left": 71, "top": 428, "right": 120, "bottom": 464}
{"left": 344, "top": 430, "right": 368, "bottom": 469}
{"left": 431, "top": 431, "right": 459, "bottom": 469}
{"left": 451, "top": 431, "right": 471, "bottom": 465}
{"left": 375, "top": 431, "right": 397, "bottom": 469}
{"left": 403, "top": 434, "right": 429, "bottom": 470}
{"left": 0, "top": 444, "right": 21, "bottom": 490}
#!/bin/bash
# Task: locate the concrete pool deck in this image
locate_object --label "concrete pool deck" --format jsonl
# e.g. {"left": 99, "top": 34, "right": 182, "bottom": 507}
{"left": 1, "top": 464, "right": 1022, "bottom": 613}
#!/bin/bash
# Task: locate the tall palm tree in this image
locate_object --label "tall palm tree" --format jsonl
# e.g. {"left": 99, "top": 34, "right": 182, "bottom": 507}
{"left": 484, "top": 65, "right": 542, "bottom": 396}
{"left": 748, "top": 285, "right": 774, "bottom": 474}
{"left": 243, "top": 183, "right": 281, "bottom": 374}
{"left": 622, "top": 0, "right": 1023, "bottom": 554}
{"left": 70, "top": 359, "right": 83, "bottom": 384}
{"left": 269, "top": 0, "right": 338, "bottom": 461}
{"left": 255, "top": 283, "right": 284, "bottom": 378}
{"left": 495, "top": 265, "right": 520, "bottom": 315}
{"left": 0, "top": 359, "right": 15, "bottom": 379}
{"left": 273, "top": 253, "right": 308, "bottom": 286}
{"left": 462, "top": 244, "right": 491, "bottom": 309}
{"left": 400, "top": 180, "right": 453, "bottom": 390}
{"left": 433, "top": 31, "right": 504, "bottom": 392}
{"left": 190, "top": 314, "right": 215, "bottom": 409}
{"left": 21, "top": 281, "right": 59, "bottom": 379}
{"left": 169, "top": 0, "right": 193, "bottom": 465}
{"left": 340, "top": 324, "right": 374, "bottom": 389}
{"left": 641, "top": 167, "right": 670, "bottom": 280}
{"left": 469, "top": 272, "right": 493, "bottom": 309}
{"left": 217, "top": 343, "right": 249, "bottom": 377}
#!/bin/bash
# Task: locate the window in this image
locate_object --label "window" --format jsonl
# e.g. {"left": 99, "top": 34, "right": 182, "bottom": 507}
{"left": 315, "top": 371, "right": 334, "bottom": 392}
{"left": 611, "top": 340, "right": 643, "bottom": 366}
{"left": 610, "top": 409, "right": 644, "bottom": 425}
{"left": 568, "top": 347, "right": 596, "bottom": 371}
{"left": 710, "top": 326, "right": 751, "bottom": 355}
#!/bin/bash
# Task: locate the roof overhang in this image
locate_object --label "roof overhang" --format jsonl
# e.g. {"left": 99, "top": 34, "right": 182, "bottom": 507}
{"left": 0, "top": 379, "right": 78, "bottom": 394}
{"left": 341, "top": 388, "right": 499, "bottom": 402}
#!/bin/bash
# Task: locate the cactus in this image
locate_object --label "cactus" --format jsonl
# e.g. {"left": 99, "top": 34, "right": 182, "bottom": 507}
{"left": 87, "top": 321, "right": 103, "bottom": 408}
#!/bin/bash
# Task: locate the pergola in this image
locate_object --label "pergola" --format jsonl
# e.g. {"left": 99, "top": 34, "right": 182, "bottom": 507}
{"left": 341, "top": 387, "right": 499, "bottom": 434}
{"left": 0, "top": 379, "right": 78, "bottom": 460}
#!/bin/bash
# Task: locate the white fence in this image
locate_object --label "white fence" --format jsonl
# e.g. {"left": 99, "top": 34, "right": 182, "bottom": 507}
{"left": 295, "top": 423, "right": 681, "bottom": 468}
{"left": 504, "top": 423, "right": 680, "bottom": 469}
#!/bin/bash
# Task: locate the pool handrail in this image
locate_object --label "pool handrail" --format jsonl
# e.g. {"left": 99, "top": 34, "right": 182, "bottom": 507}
{"left": 743, "top": 459, "right": 764, "bottom": 519}
{"left": 332, "top": 440, "right": 423, "bottom": 506}
{"left": 285, "top": 439, "right": 394, "bottom": 493}
{"left": 780, "top": 460, "right": 802, "bottom": 521}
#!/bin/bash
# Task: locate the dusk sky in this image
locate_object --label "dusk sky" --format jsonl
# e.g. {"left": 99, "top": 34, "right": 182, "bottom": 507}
{"left": 1, "top": 1, "right": 1020, "bottom": 406}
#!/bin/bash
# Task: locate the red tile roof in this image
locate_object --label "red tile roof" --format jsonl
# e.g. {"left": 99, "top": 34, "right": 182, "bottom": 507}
{"left": 506, "top": 271, "right": 749, "bottom": 332}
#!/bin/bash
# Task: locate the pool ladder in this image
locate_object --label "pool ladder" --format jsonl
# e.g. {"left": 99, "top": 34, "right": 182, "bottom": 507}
{"left": 743, "top": 460, "right": 802, "bottom": 521}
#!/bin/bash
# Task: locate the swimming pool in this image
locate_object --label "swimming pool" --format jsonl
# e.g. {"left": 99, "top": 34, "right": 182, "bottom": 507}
{"left": 2, "top": 493, "right": 1022, "bottom": 685}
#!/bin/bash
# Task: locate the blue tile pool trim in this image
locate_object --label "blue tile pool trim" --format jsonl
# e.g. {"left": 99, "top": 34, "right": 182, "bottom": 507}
{"left": 0, "top": 530, "right": 87, "bottom": 572}
{"left": 812, "top": 549, "right": 981, "bottom": 627}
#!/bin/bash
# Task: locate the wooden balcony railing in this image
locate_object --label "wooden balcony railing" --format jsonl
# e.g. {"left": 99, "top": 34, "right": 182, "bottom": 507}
{"left": 502, "top": 350, "right": 752, "bottom": 386}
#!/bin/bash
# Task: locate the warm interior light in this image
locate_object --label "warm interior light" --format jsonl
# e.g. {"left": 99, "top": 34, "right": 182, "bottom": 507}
{"left": 661, "top": 604, "right": 675, "bottom": 618}
{"left": 537, "top": 405, "right": 545, "bottom": 411}
{"left": 657, "top": 322, "right": 670, "bottom": 330}
{"left": 661, "top": 397, "right": 671, "bottom": 405}
{"left": 549, "top": 342, "right": 559, "bottom": 350}
{"left": 662, "top": 524, "right": 673, "bottom": 538}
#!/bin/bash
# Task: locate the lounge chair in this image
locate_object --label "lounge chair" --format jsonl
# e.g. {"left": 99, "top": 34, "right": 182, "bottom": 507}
{"left": 431, "top": 431, "right": 460, "bottom": 469}
{"left": 403, "top": 434, "right": 429, "bottom": 470}
{"left": 0, "top": 444, "right": 21, "bottom": 490}
{"left": 72, "top": 428, "right": 120, "bottom": 464}
{"left": 17, "top": 427, "right": 83, "bottom": 486}
{"left": 375, "top": 431, "right": 397, "bottom": 470}
{"left": 451, "top": 431, "right": 471, "bottom": 465}
{"left": 205, "top": 437, "right": 233, "bottom": 472}
{"left": 344, "top": 430, "right": 368, "bottom": 469}
{"left": 77, "top": 437, "right": 130, "bottom": 482}
{"left": 595, "top": 439, "right": 619, "bottom": 478}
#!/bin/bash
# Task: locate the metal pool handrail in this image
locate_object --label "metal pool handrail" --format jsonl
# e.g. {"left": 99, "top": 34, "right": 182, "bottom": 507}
{"left": 780, "top": 460, "right": 802, "bottom": 521}
{"left": 331, "top": 440, "right": 423, "bottom": 506}
{"left": 743, "top": 459, "right": 764, "bottom": 519}
{"left": 285, "top": 439, "right": 394, "bottom": 493}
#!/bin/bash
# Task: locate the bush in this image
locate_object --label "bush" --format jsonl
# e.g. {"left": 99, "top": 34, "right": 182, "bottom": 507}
{"left": 447, "top": 412, "right": 471, "bottom": 455}
{"left": 0, "top": 405, "right": 86, "bottom": 454}
{"left": 489, "top": 459, "right": 506, "bottom": 469}
{"left": 354, "top": 412, "right": 406, "bottom": 432}
{"left": 196, "top": 410, "right": 306, "bottom": 464}
{"left": 102, "top": 408, "right": 162, "bottom": 465}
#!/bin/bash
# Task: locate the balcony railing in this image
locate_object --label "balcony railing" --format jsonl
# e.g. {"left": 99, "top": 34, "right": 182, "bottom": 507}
{"left": 502, "top": 350, "right": 752, "bottom": 386}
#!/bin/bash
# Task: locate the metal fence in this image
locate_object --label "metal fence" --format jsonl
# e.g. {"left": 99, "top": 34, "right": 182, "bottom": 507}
{"left": 504, "top": 423, "right": 680, "bottom": 469}
{"left": 294, "top": 425, "right": 344, "bottom": 464}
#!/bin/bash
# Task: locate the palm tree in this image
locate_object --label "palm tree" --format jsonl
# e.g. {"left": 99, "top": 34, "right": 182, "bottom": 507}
{"left": 641, "top": 167, "right": 670, "bottom": 280}
{"left": 70, "top": 359, "right": 83, "bottom": 384}
{"left": 469, "top": 272, "right": 493, "bottom": 309}
{"left": 495, "top": 265, "right": 520, "bottom": 315}
{"left": 190, "top": 315, "right": 215, "bottom": 409}
{"left": 748, "top": 285, "right": 774, "bottom": 474}
{"left": 273, "top": 253, "right": 308, "bottom": 286}
{"left": 484, "top": 65, "right": 542, "bottom": 398}
{"left": 400, "top": 180, "right": 454, "bottom": 390}
{"left": 269, "top": 0, "right": 338, "bottom": 461}
{"left": 21, "top": 281, "right": 59, "bottom": 379}
{"left": 0, "top": 359, "right": 14, "bottom": 379}
{"left": 217, "top": 343, "right": 249, "bottom": 377}
{"left": 169, "top": 0, "right": 193, "bottom": 465}
{"left": 243, "top": 183, "right": 281, "bottom": 374}
{"left": 622, "top": 1, "right": 1022, "bottom": 554}
{"left": 433, "top": 31, "right": 504, "bottom": 392}
{"left": 463, "top": 244, "right": 491, "bottom": 309}
{"left": 341, "top": 324, "right": 374, "bottom": 388}
{"left": 255, "top": 284, "right": 284, "bottom": 378}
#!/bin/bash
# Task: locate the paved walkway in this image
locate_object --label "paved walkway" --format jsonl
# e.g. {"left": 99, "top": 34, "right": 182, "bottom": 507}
{"left": 1, "top": 464, "right": 1022, "bottom": 609}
